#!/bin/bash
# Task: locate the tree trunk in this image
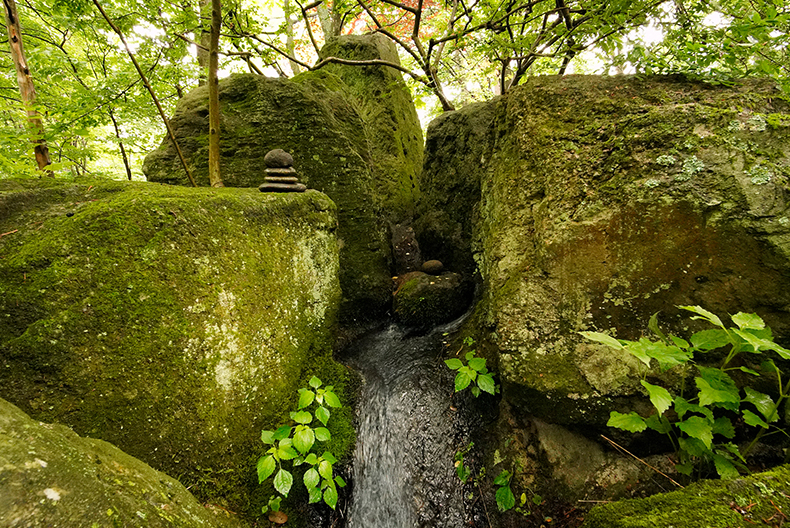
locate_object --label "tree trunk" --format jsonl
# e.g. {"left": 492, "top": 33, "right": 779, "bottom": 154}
{"left": 197, "top": 0, "right": 210, "bottom": 86}
{"left": 3, "top": 0, "right": 52, "bottom": 173}
{"left": 108, "top": 109, "right": 132, "bottom": 180}
{"left": 207, "top": 0, "right": 224, "bottom": 187}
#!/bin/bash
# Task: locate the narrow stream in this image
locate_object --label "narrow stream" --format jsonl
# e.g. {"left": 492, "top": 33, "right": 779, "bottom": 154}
{"left": 339, "top": 322, "right": 481, "bottom": 528}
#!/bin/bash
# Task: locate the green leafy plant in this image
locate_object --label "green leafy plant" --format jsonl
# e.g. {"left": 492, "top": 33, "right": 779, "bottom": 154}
{"left": 581, "top": 306, "right": 790, "bottom": 478}
{"left": 257, "top": 376, "right": 346, "bottom": 513}
{"left": 454, "top": 442, "right": 474, "bottom": 483}
{"left": 445, "top": 338, "right": 499, "bottom": 397}
{"left": 493, "top": 469, "right": 516, "bottom": 512}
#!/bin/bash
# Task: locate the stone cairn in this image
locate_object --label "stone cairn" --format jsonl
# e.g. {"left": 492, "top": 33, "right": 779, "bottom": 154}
{"left": 259, "top": 149, "right": 307, "bottom": 193}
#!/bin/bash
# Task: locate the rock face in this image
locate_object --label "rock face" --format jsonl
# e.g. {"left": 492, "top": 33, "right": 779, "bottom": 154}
{"left": 393, "top": 271, "right": 472, "bottom": 328}
{"left": 418, "top": 76, "right": 790, "bottom": 507}
{"left": 581, "top": 463, "right": 790, "bottom": 528}
{"left": 0, "top": 397, "right": 245, "bottom": 528}
{"left": 143, "top": 34, "right": 424, "bottom": 322}
{"left": 419, "top": 76, "right": 790, "bottom": 425}
{"left": 0, "top": 178, "right": 353, "bottom": 514}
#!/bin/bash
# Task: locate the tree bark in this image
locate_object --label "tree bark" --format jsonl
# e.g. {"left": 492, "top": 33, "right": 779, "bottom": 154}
{"left": 207, "top": 0, "right": 224, "bottom": 187}
{"left": 283, "top": 0, "right": 302, "bottom": 75}
{"left": 108, "top": 109, "right": 132, "bottom": 180}
{"left": 197, "top": 0, "right": 210, "bottom": 86}
{"left": 3, "top": 0, "right": 52, "bottom": 173}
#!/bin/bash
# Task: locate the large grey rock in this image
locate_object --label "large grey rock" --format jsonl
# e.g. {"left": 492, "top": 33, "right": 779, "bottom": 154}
{"left": 0, "top": 178, "right": 353, "bottom": 515}
{"left": 143, "top": 34, "right": 424, "bottom": 322}
{"left": 420, "top": 76, "right": 790, "bottom": 426}
{"left": 0, "top": 397, "right": 245, "bottom": 528}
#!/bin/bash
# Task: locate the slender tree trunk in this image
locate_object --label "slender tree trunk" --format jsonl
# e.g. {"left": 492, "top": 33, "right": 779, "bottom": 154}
{"left": 207, "top": 0, "right": 224, "bottom": 187}
{"left": 197, "top": 0, "right": 210, "bottom": 86}
{"left": 108, "top": 109, "right": 132, "bottom": 180}
{"left": 91, "top": 0, "right": 197, "bottom": 187}
{"left": 3, "top": 0, "right": 52, "bottom": 173}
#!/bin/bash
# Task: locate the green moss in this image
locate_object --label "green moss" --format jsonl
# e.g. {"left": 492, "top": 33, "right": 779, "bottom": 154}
{"left": 582, "top": 464, "right": 790, "bottom": 528}
{"left": 0, "top": 178, "right": 349, "bottom": 518}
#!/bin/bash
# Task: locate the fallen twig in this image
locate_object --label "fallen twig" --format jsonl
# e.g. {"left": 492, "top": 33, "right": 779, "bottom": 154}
{"left": 0, "top": 229, "right": 19, "bottom": 238}
{"left": 601, "top": 435, "right": 684, "bottom": 489}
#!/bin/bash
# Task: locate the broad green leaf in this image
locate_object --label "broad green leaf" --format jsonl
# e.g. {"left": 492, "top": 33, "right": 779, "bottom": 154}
{"left": 733, "top": 328, "right": 767, "bottom": 353}
{"left": 712, "top": 417, "right": 735, "bottom": 438}
{"left": 298, "top": 388, "right": 315, "bottom": 409}
{"left": 735, "top": 366, "right": 761, "bottom": 376}
{"left": 607, "top": 411, "right": 647, "bottom": 432}
{"left": 645, "top": 413, "right": 672, "bottom": 434}
{"left": 257, "top": 455, "right": 276, "bottom": 483}
{"left": 477, "top": 374, "right": 496, "bottom": 395}
{"left": 303, "top": 467, "right": 320, "bottom": 489}
{"left": 677, "top": 416, "right": 713, "bottom": 448}
{"left": 696, "top": 367, "right": 740, "bottom": 407}
{"left": 460, "top": 366, "right": 478, "bottom": 381}
{"left": 468, "top": 357, "right": 487, "bottom": 371}
{"left": 324, "top": 484, "right": 338, "bottom": 510}
{"left": 324, "top": 390, "right": 342, "bottom": 408}
{"left": 648, "top": 312, "right": 669, "bottom": 343}
{"left": 304, "top": 453, "right": 318, "bottom": 465}
{"left": 742, "top": 409, "right": 769, "bottom": 428}
{"left": 308, "top": 486, "right": 322, "bottom": 504}
{"left": 678, "top": 436, "right": 709, "bottom": 457}
{"left": 495, "top": 485, "right": 516, "bottom": 512}
{"left": 291, "top": 411, "right": 312, "bottom": 425}
{"left": 309, "top": 376, "right": 322, "bottom": 389}
{"left": 318, "top": 459, "right": 333, "bottom": 480}
{"left": 641, "top": 380, "right": 673, "bottom": 415}
{"left": 622, "top": 340, "right": 652, "bottom": 367}
{"left": 322, "top": 451, "right": 338, "bottom": 464}
{"left": 471, "top": 386, "right": 481, "bottom": 398}
{"left": 277, "top": 441, "right": 299, "bottom": 460}
{"left": 315, "top": 427, "right": 331, "bottom": 442}
{"left": 493, "top": 470, "right": 511, "bottom": 486}
{"left": 261, "top": 430, "right": 275, "bottom": 444}
{"left": 731, "top": 312, "right": 765, "bottom": 330}
{"left": 743, "top": 387, "right": 778, "bottom": 422}
{"left": 640, "top": 339, "right": 691, "bottom": 371}
{"left": 532, "top": 494, "right": 543, "bottom": 506}
{"left": 454, "top": 371, "right": 472, "bottom": 392}
{"left": 579, "top": 331, "right": 624, "bottom": 350}
{"left": 293, "top": 426, "right": 315, "bottom": 454}
{"left": 444, "top": 358, "right": 464, "bottom": 370}
{"left": 273, "top": 469, "right": 293, "bottom": 496}
{"left": 316, "top": 406, "right": 330, "bottom": 426}
{"left": 690, "top": 329, "right": 730, "bottom": 351}
{"left": 335, "top": 475, "right": 347, "bottom": 487}
{"left": 712, "top": 453, "right": 740, "bottom": 479}
{"left": 674, "top": 396, "right": 712, "bottom": 421}
{"left": 465, "top": 351, "right": 475, "bottom": 361}
{"left": 671, "top": 336, "right": 690, "bottom": 350}
{"left": 273, "top": 426, "right": 292, "bottom": 441}
{"left": 679, "top": 305, "right": 724, "bottom": 328}
{"left": 675, "top": 462, "right": 694, "bottom": 476}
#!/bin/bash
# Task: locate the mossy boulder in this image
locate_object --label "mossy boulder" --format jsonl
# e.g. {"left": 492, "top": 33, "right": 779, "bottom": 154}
{"left": 421, "top": 75, "right": 790, "bottom": 426}
{"left": 0, "top": 397, "right": 245, "bottom": 528}
{"left": 581, "top": 463, "right": 790, "bottom": 527}
{"left": 0, "top": 178, "right": 353, "bottom": 516}
{"left": 393, "top": 271, "right": 471, "bottom": 328}
{"left": 143, "top": 34, "right": 424, "bottom": 322}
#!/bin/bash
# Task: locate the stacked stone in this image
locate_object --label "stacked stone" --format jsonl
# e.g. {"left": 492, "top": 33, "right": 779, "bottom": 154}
{"left": 259, "top": 149, "right": 307, "bottom": 193}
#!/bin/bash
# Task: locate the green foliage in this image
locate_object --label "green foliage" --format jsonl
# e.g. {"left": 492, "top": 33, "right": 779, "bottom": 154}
{"left": 445, "top": 339, "right": 500, "bottom": 398}
{"left": 582, "top": 306, "right": 790, "bottom": 479}
{"left": 258, "top": 376, "right": 346, "bottom": 513}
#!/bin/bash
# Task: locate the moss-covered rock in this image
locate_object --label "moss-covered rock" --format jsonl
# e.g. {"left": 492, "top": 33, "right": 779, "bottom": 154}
{"left": 422, "top": 76, "right": 790, "bottom": 427}
{"left": 392, "top": 271, "right": 472, "bottom": 328}
{"left": 0, "top": 397, "right": 245, "bottom": 528}
{"left": 581, "top": 463, "right": 790, "bottom": 527}
{"left": 143, "top": 35, "right": 424, "bottom": 322}
{"left": 0, "top": 178, "right": 354, "bottom": 516}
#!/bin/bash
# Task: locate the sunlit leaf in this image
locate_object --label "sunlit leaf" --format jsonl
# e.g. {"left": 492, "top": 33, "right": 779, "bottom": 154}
{"left": 444, "top": 358, "right": 464, "bottom": 370}
{"left": 579, "top": 331, "right": 624, "bottom": 350}
{"left": 641, "top": 380, "right": 673, "bottom": 415}
{"left": 257, "top": 455, "right": 276, "bottom": 483}
{"left": 607, "top": 411, "right": 647, "bottom": 432}
{"left": 743, "top": 387, "right": 778, "bottom": 422}
{"left": 679, "top": 305, "right": 724, "bottom": 328}
{"left": 677, "top": 416, "right": 713, "bottom": 449}
{"left": 731, "top": 312, "right": 765, "bottom": 330}
{"left": 273, "top": 469, "right": 293, "bottom": 496}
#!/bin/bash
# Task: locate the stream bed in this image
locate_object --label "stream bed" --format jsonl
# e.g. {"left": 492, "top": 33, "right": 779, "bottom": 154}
{"left": 339, "top": 322, "right": 486, "bottom": 528}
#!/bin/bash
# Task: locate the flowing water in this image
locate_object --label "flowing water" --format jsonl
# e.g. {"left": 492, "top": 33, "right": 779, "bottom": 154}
{"left": 340, "top": 322, "right": 481, "bottom": 528}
